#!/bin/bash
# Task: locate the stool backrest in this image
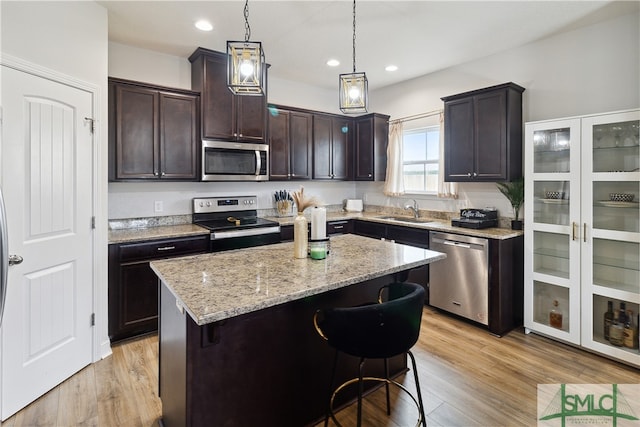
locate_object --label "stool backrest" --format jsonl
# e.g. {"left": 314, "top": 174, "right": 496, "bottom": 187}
{"left": 319, "top": 282, "right": 425, "bottom": 359}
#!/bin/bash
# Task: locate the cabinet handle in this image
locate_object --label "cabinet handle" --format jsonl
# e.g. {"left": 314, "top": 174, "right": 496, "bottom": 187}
{"left": 161, "top": 172, "right": 165, "bottom": 176}
{"left": 154, "top": 171, "right": 159, "bottom": 176}
{"left": 583, "top": 223, "right": 587, "bottom": 243}
{"left": 473, "top": 172, "right": 477, "bottom": 177}
{"left": 157, "top": 246, "right": 176, "bottom": 251}
{"left": 572, "top": 222, "right": 577, "bottom": 241}
{"left": 368, "top": 174, "right": 372, "bottom": 177}
{"left": 467, "top": 172, "right": 472, "bottom": 177}
{"left": 333, "top": 225, "right": 344, "bottom": 230}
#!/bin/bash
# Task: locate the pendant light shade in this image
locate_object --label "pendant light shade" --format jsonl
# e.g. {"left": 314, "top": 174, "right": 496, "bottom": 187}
{"left": 339, "top": 0, "right": 368, "bottom": 114}
{"left": 339, "top": 71, "right": 368, "bottom": 114}
{"left": 227, "top": 1, "right": 266, "bottom": 96}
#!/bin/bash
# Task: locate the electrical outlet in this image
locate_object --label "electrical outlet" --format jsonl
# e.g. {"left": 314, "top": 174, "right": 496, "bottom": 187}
{"left": 154, "top": 201, "right": 163, "bottom": 213}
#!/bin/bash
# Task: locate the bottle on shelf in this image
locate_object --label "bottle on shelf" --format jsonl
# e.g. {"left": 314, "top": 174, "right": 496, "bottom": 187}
{"left": 623, "top": 309, "right": 638, "bottom": 349}
{"left": 609, "top": 310, "right": 625, "bottom": 347}
{"left": 619, "top": 302, "right": 627, "bottom": 325}
{"left": 549, "top": 300, "right": 563, "bottom": 329}
{"left": 604, "top": 301, "right": 614, "bottom": 341}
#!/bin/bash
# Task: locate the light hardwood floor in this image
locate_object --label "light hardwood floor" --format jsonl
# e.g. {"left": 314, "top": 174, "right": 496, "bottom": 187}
{"left": 3, "top": 306, "right": 639, "bottom": 427}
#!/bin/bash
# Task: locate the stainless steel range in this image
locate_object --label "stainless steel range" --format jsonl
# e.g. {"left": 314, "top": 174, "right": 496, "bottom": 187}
{"left": 193, "top": 196, "right": 281, "bottom": 252}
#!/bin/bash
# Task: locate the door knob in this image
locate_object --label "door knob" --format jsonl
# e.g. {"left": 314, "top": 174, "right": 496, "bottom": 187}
{"left": 9, "top": 254, "right": 23, "bottom": 266}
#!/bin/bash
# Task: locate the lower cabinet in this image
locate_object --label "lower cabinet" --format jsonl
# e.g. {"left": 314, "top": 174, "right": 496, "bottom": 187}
{"left": 353, "top": 220, "right": 430, "bottom": 299}
{"left": 280, "top": 219, "right": 353, "bottom": 242}
{"left": 108, "top": 234, "right": 209, "bottom": 342}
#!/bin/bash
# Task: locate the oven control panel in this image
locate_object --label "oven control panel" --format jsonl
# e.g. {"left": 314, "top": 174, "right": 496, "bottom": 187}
{"left": 193, "top": 196, "right": 257, "bottom": 213}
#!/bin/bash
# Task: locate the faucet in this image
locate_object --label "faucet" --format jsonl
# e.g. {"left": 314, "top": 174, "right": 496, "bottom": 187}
{"left": 404, "top": 199, "right": 419, "bottom": 218}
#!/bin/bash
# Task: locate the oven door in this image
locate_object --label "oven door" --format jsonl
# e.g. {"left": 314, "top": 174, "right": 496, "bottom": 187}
{"left": 210, "top": 226, "right": 281, "bottom": 252}
{"left": 202, "top": 140, "right": 269, "bottom": 181}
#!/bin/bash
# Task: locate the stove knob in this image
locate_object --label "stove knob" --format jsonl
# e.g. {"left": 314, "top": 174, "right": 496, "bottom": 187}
{"left": 199, "top": 202, "right": 204, "bottom": 207}
{"left": 206, "top": 201, "right": 212, "bottom": 207}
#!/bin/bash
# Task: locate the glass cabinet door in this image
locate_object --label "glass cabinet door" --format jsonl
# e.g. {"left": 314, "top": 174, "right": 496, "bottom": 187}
{"left": 525, "top": 118, "right": 582, "bottom": 344}
{"left": 581, "top": 110, "right": 639, "bottom": 365}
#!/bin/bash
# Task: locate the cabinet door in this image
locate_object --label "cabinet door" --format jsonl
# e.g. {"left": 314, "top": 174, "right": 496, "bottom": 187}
{"left": 113, "top": 84, "right": 159, "bottom": 179}
{"left": 355, "top": 116, "right": 374, "bottom": 180}
{"left": 159, "top": 92, "right": 199, "bottom": 180}
{"left": 444, "top": 98, "right": 474, "bottom": 180}
{"left": 580, "top": 110, "right": 639, "bottom": 366}
{"left": 236, "top": 96, "right": 266, "bottom": 142}
{"left": 331, "top": 117, "right": 351, "bottom": 180}
{"left": 200, "top": 54, "right": 235, "bottom": 140}
{"left": 475, "top": 90, "right": 506, "bottom": 180}
{"left": 268, "top": 110, "right": 291, "bottom": 180}
{"left": 313, "top": 115, "right": 333, "bottom": 179}
{"left": 289, "top": 111, "right": 313, "bottom": 180}
{"left": 117, "top": 262, "right": 159, "bottom": 337}
{"left": 524, "top": 118, "right": 582, "bottom": 345}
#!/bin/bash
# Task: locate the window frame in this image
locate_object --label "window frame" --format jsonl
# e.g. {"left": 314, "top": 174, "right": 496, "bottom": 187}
{"left": 402, "top": 124, "right": 440, "bottom": 195}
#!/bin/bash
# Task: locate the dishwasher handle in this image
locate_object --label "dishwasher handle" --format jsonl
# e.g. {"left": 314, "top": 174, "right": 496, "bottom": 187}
{"left": 443, "top": 240, "right": 471, "bottom": 249}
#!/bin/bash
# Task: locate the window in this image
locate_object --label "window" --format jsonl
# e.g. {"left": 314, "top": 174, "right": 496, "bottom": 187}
{"left": 403, "top": 125, "right": 440, "bottom": 193}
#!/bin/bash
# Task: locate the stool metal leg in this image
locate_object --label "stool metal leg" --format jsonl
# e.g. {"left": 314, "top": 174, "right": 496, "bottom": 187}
{"left": 384, "top": 358, "right": 391, "bottom": 415}
{"left": 357, "top": 358, "right": 365, "bottom": 427}
{"left": 408, "top": 350, "right": 427, "bottom": 427}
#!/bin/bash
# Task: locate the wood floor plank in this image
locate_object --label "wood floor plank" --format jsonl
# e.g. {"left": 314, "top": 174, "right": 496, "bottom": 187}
{"left": 56, "top": 365, "right": 98, "bottom": 427}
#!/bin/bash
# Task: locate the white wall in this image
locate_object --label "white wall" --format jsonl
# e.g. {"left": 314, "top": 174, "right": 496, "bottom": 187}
{"left": 0, "top": 0, "right": 110, "bottom": 357}
{"left": 361, "top": 10, "right": 640, "bottom": 218}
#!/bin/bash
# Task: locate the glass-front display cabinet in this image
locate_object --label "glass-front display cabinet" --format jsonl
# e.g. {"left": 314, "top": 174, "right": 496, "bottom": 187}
{"left": 525, "top": 109, "right": 639, "bottom": 367}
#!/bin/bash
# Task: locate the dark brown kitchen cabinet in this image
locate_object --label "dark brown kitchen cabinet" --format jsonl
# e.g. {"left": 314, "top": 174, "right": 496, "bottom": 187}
{"left": 313, "top": 114, "right": 352, "bottom": 180}
{"left": 189, "top": 47, "right": 267, "bottom": 143}
{"left": 441, "top": 82, "right": 525, "bottom": 182}
{"left": 353, "top": 220, "right": 429, "bottom": 298}
{"left": 108, "top": 78, "right": 200, "bottom": 181}
{"left": 268, "top": 106, "right": 313, "bottom": 180}
{"left": 108, "top": 235, "right": 209, "bottom": 342}
{"left": 355, "top": 113, "right": 390, "bottom": 181}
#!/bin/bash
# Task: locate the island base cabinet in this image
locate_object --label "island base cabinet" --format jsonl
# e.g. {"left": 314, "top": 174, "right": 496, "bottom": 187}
{"left": 159, "top": 276, "right": 407, "bottom": 427}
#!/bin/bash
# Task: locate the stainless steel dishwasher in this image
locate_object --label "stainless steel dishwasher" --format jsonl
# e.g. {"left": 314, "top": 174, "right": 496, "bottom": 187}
{"left": 429, "top": 231, "right": 489, "bottom": 325}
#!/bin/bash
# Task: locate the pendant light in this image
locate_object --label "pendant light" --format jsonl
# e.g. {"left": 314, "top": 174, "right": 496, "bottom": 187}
{"left": 339, "top": 0, "right": 368, "bottom": 114}
{"left": 227, "top": 0, "right": 265, "bottom": 96}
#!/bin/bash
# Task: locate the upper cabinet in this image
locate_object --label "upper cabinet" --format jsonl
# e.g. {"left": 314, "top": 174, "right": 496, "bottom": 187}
{"left": 189, "top": 47, "right": 267, "bottom": 143}
{"left": 108, "top": 78, "right": 200, "bottom": 181}
{"left": 355, "top": 113, "right": 390, "bottom": 181}
{"left": 442, "top": 82, "right": 525, "bottom": 182}
{"left": 268, "top": 106, "right": 313, "bottom": 180}
{"left": 313, "top": 113, "right": 352, "bottom": 180}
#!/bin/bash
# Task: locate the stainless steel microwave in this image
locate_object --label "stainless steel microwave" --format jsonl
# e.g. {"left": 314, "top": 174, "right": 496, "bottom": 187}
{"left": 201, "top": 140, "right": 269, "bottom": 181}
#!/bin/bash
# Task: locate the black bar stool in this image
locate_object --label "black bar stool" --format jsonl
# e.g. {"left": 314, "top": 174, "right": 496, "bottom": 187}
{"left": 313, "top": 281, "right": 427, "bottom": 427}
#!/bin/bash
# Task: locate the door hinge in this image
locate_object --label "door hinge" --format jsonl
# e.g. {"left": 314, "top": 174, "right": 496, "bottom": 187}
{"left": 90, "top": 313, "right": 95, "bottom": 327}
{"left": 91, "top": 216, "right": 96, "bottom": 229}
{"left": 84, "top": 117, "right": 95, "bottom": 134}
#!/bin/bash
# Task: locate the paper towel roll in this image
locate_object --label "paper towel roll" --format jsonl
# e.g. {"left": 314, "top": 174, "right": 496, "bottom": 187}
{"left": 310, "top": 207, "right": 326, "bottom": 240}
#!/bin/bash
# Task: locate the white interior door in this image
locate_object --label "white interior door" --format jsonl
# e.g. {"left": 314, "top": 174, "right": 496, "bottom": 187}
{"left": 0, "top": 65, "right": 94, "bottom": 420}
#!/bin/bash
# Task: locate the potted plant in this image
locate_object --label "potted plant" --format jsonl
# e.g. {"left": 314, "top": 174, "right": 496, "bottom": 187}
{"left": 496, "top": 177, "right": 524, "bottom": 230}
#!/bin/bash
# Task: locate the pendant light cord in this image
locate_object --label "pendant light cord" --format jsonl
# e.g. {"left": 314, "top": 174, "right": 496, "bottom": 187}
{"left": 352, "top": 0, "right": 357, "bottom": 73}
{"left": 244, "top": 0, "right": 251, "bottom": 42}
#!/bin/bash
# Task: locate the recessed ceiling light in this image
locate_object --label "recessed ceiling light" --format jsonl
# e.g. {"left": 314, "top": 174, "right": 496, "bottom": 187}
{"left": 326, "top": 59, "right": 340, "bottom": 67}
{"left": 195, "top": 20, "right": 213, "bottom": 31}
{"left": 385, "top": 65, "right": 398, "bottom": 72}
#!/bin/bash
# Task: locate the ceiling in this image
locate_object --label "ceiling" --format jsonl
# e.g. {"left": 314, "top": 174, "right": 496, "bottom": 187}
{"left": 99, "top": 1, "right": 637, "bottom": 91}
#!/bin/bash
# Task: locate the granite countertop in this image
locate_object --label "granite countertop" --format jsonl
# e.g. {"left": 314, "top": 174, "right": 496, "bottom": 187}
{"left": 150, "top": 234, "right": 446, "bottom": 326}
{"left": 268, "top": 211, "right": 524, "bottom": 240}
{"left": 108, "top": 224, "right": 209, "bottom": 244}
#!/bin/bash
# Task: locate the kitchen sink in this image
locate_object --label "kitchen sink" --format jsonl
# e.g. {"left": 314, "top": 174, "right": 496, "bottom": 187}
{"left": 376, "top": 216, "right": 440, "bottom": 225}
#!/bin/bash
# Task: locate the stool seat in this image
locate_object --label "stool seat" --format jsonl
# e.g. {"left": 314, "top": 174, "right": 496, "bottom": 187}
{"left": 314, "top": 281, "right": 427, "bottom": 427}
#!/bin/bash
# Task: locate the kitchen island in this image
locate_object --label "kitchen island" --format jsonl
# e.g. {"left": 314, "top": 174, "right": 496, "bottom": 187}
{"left": 151, "top": 234, "right": 445, "bottom": 427}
